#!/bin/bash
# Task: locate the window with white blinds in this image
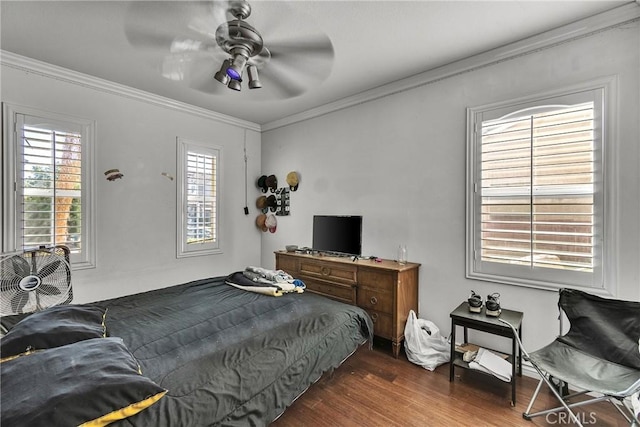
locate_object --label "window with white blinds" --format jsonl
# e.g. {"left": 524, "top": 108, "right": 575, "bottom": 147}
{"left": 467, "top": 86, "right": 607, "bottom": 290}
{"left": 177, "top": 138, "right": 221, "bottom": 257}
{"left": 20, "top": 123, "right": 82, "bottom": 250}
{"left": 2, "top": 104, "right": 95, "bottom": 269}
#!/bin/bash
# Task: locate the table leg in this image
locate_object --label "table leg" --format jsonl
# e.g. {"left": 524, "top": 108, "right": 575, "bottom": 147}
{"left": 449, "top": 319, "right": 456, "bottom": 381}
{"left": 518, "top": 326, "right": 523, "bottom": 376}
{"left": 511, "top": 331, "right": 517, "bottom": 405}
{"left": 392, "top": 340, "right": 401, "bottom": 359}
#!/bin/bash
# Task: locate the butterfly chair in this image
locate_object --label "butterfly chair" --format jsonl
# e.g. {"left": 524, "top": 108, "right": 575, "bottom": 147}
{"left": 500, "top": 288, "right": 640, "bottom": 427}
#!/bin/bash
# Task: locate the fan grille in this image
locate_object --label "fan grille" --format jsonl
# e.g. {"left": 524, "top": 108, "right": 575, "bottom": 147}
{"left": 0, "top": 246, "right": 72, "bottom": 316}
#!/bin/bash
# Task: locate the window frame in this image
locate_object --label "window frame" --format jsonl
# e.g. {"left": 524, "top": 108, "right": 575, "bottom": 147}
{"left": 176, "top": 137, "right": 222, "bottom": 258}
{"left": 2, "top": 103, "right": 96, "bottom": 270}
{"left": 465, "top": 78, "right": 617, "bottom": 294}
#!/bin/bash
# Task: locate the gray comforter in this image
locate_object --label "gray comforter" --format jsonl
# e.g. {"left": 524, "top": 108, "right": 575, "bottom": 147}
{"left": 95, "top": 276, "right": 373, "bottom": 426}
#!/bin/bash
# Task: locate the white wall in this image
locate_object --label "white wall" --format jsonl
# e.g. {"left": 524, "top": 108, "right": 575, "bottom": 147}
{"left": 1, "top": 10, "right": 638, "bottom": 356}
{"left": 261, "top": 19, "right": 640, "bottom": 353}
{"left": 1, "top": 61, "right": 263, "bottom": 303}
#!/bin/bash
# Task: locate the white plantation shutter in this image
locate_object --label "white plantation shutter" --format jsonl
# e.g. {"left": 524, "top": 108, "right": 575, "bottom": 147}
{"left": 467, "top": 87, "right": 606, "bottom": 290}
{"left": 20, "top": 122, "right": 83, "bottom": 250}
{"left": 186, "top": 151, "right": 217, "bottom": 244}
{"left": 3, "top": 104, "right": 95, "bottom": 269}
{"left": 177, "top": 138, "right": 221, "bottom": 257}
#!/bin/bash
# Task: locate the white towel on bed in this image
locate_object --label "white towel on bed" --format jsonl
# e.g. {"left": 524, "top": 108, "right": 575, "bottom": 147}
{"left": 225, "top": 283, "right": 290, "bottom": 297}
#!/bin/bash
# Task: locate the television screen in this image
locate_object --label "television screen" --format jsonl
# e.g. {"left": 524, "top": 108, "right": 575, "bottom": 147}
{"left": 312, "top": 215, "right": 362, "bottom": 256}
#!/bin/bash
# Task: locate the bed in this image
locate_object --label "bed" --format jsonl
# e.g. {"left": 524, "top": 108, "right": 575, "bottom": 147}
{"left": 0, "top": 275, "right": 374, "bottom": 426}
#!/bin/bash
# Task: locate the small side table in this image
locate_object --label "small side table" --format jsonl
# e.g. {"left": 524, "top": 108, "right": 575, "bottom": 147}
{"left": 449, "top": 302, "right": 523, "bottom": 405}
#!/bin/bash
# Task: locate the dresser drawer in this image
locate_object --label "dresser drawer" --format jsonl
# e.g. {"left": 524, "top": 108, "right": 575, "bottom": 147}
{"left": 299, "top": 260, "right": 357, "bottom": 285}
{"left": 364, "top": 308, "right": 393, "bottom": 339}
{"left": 275, "top": 251, "right": 419, "bottom": 359}
{"left": 304, "top": 278, "right": 355, "bottom": 304}
{"left": 357, "top": 287, "right": 393, "bottom": 314}
{"left": 358, "top": 268, "right": 395, "bottom": 292}
{"left": 276, "top": 254, "right": 299, "bottom": 274}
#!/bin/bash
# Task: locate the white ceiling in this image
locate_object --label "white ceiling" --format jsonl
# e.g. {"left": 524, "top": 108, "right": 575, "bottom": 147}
{"left": 0, "top": 1, "right": 631, "bottom": 126}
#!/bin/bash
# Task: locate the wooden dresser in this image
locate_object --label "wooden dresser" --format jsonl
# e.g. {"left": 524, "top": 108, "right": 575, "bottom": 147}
{"left": 275, "top": 251, "right": 420, "bottom": 358}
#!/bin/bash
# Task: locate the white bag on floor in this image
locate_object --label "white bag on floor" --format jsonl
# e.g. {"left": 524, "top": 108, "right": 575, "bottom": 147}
{"left": 404, "top": 310, "right": 450, "bottom": 371}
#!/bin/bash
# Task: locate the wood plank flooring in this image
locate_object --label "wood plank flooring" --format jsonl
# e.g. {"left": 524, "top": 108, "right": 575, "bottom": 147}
{"left": 272, "top": 339, "right": 629, "bottom": 426}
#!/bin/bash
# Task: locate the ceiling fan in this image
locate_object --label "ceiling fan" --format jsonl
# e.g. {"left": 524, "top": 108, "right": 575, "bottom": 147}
{"left": 124, "top": 0, "right": 334, "bottom": 99}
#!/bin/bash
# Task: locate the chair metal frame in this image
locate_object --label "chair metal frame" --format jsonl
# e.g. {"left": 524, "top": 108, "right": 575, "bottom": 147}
{"left": 500, "top": 288, "right": 640, "bottom": 427}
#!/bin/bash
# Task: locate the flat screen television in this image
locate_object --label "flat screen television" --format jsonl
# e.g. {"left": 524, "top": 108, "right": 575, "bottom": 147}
{"left": 312, "top": 215, "right": 362, "bottom": 256}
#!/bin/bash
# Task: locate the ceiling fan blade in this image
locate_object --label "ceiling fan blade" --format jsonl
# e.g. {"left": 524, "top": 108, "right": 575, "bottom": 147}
{"left": 124, "top": 1, "right": 227, "bottom": 56}
{"left": 249, "top": 1, "right": 329, "bottom": 51}
{"left": 257, "top": 48, "right": 333, "bottom": 98}
{"left": 186, "top": 1, "right": 230, "bottom": 39}
{"left": 268, "top": 51, "right": 333, "bottom": 80}
{"left": 266, "top": 35, "right": 334, "bottom": 59}
{"left": 125, "top": 23, "right": 222, "bottom": 57}
{"left": 160, "top": 51, "right": 220, "bottom": 82}
{"left": 159, "top": 54, "right": 191, "bottom": 81}
{"left": 258, "top": 66, "right": 307, "bottom": 99}
{"left": 262, "top": 34, "right": 334, "bottom": 94}
{"left": 125, "top": 1, "right": 231, "bottom": 84}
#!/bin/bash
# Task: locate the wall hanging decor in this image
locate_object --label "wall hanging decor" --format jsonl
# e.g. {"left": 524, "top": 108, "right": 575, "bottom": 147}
{"left": 286, "top": 171, "right": 300, "bottom": 191}
{"left": 257, "top": 175, "right": 268, "bottom": 193}
{"left": 265, "top": 175, "right": 278, "bottom": 193}
{"left": 275, "top": 187, "right": 290, "bottom": 216}
{"left": 265, "top": 214, "right": 277, "bottom": 233}
{"left": 256, "top": 195, "right": 268, "bottom": 213}
{"left": 254, "top": 171, "right": 297, "bottom": 230}
{"left": 104, "top": 169, "right": 123, "bottom": 181}
{"left": 255, "top": 214, "right": 268, "bottom": 232}
{"left": 266, "top": 195, "right": 278, "bottom": 212}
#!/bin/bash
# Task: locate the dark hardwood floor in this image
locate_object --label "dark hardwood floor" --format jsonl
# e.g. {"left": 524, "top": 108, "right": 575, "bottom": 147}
{"left": 272, "top": 339, "right": 628, "bottom": 427}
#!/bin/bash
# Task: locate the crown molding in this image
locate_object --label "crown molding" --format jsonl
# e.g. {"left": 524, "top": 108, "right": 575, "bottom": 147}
{"left": 0, "top": 50, "right": 261, "bottom": 132}
{"left": 262, "top": 2, "right": 640, "bottom": 132}
{"left": 2, "top": 2, "right": 637, "bottom": 134}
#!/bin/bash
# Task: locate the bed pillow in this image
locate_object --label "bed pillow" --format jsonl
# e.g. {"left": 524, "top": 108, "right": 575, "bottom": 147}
{"left": 0, "top": 337, "right": 167, "bottom": 426}
{"left": 0, "top": 305, "right": 106, "bottom": 359}
{"left": 0, "top": 312, "right": 29, "bottom": 332}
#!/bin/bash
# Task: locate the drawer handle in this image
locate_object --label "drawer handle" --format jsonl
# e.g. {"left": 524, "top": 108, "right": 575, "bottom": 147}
{"left": 370, "top": 296, "right": 378, "bottom": 305}
{"left": 371, "top": 313, "right": 378, "bottom": 322}
{"left": 321, "top": 267, "right": 330, "bottom": 276}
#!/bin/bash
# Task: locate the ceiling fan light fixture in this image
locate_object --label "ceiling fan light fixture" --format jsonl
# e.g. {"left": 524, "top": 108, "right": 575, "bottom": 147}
{"left": 247, "top": 65, "right": 261, "bottom": 89}
{"left": 227, "top": 52, "right": 248, "bottom": 81}
{"left": 228, "top": 79, "right": 242, "bottom": 91}
{"left": 214, "top": 59, "right": 231, "bottom": 85}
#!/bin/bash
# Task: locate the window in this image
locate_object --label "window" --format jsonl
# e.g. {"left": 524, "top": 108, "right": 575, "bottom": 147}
{"left": 2, "top": 104, "right": 95, "bottom": 269}
{"left": 176, "top": 138, "right": 221, "bottom": 257}
{"left": 466, "top": 82, "right": 613, "bottom": 291}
